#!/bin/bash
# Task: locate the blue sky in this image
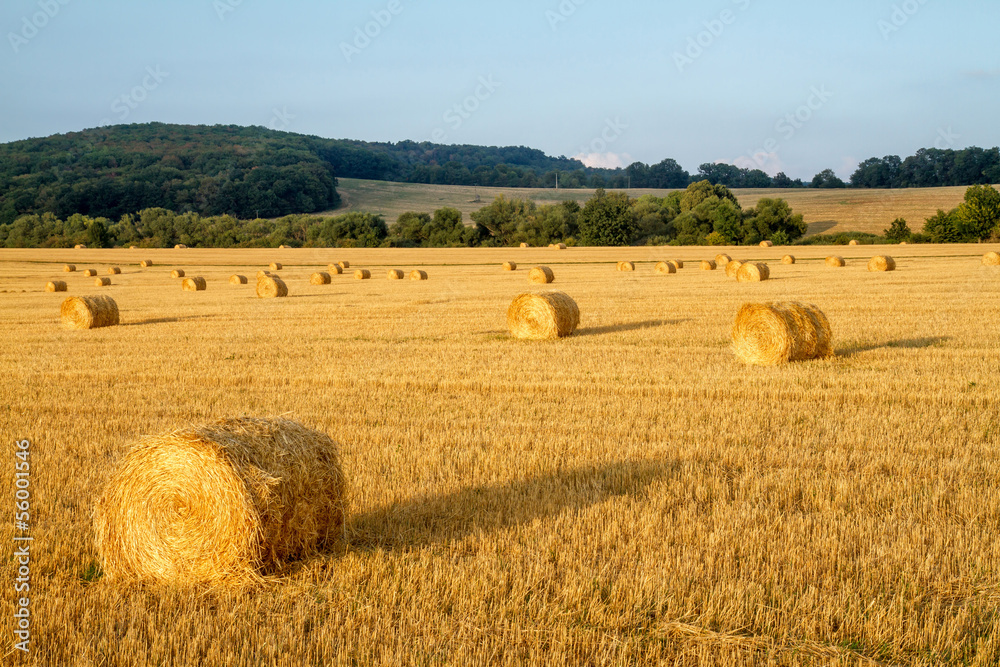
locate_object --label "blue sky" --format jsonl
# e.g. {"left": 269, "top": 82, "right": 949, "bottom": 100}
{"left": 1, "top": 0, "right": 997, "bottom": 180}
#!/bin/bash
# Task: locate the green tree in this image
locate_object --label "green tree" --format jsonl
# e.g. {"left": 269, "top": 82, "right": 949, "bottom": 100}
{"left": 469, "top": 195, "right": 537, "bottom": 246}
{"left": 883, "top": 217, "right": 911, "bottom": 242}
{"left": 957, "top": 184, "right": 1000, "bottom": 240}
{"left": 811, "top": 169, "right": 847, "bottom": 188}
{"left": 579, "top": 189, "right": 637, "bottom": 246}
{"left": 744, "top": 198, "right": 807, "bottom": 244}
{"left": 923, "top": 209, "right": 965, "bottom": 243}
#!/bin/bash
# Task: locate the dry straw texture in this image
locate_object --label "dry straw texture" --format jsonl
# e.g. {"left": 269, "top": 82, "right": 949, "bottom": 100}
{"left": 338, "top": 261, "right": 350, "bottom": 269}
{"left": 528, "top": 266, "right": 555, "bottom": 284}
{"left": 849, "top": 239, "right": 860, "bottom": 246}
{"left": 94, "top": 277, "right": 112, "bottom": 287}
{"left": 736, "top": 262, "right": 771, "bottom": 282}
{"left": 278, "top": 245, "right": 290, "bottom": 249}
{"left": 725, "top": 260, "right": 745, "bottom": 278}
{"left": 502, "top": 262, "right": 517, "bottom": 271}
{"left": 715, "top": 253, "right": 732, "bottom": 266}
{"left": 519, "top": 242, "right": 528, "bottom": 248}
{"left": 868, "top": 256, "right": 897, "bottom": 272}
{"left": 174, "top": 244, "right": 187, "bottom": 249}
{"left": 311, "top": 272, "right": 333, "bottom": 285}
{"left": 555, "top": 243, "right": 567, "bottom": 250}
{"left": 982, "top": 251, "right": 1000, "bottom": 266}
{"left": 46, "top": 280, "right": 67, "bottom": 292}
{"left": 700, "top": 260, "right": 717, "bottom": 271}
{"left": 171, "top": 269, "right": 186, "bottom": 279}
{"left": 92, "top": 416, "right": 347, "bottom": 586}
{"left": 269, "top": 263, "right": 282, "bottom": 271}
{"left": 354, "top": 269, "right": 372, "bottom": 280}
{"left": 83, "top": 269, "right": 97, "bottom": 277}
{"left": 63, "top": 264, "right": 76, "bottom": 273}
{"left": 670, "top": 260, "right": 684, "bottom": 269}
{"left": 618, "top": 261, "right": 636, "bottom": 272}
{"left": 107, "top": 267, "right": 121, "bottom": 275}
{"left": 655, "top": 262, "right": 676, "bottom": 275}
{"left": 782, "top": 255, "right": 796, "bottom": 265}
{"left": 409, "top": 270, "right": 428, "bottom": 281}
{"left": 74, "top": 244, "right": 86, "bottom": 249}
{"left": 256, "top": 275, "right": 288, "bottom": 298}
{"left": 386, "top": 269, "right": 404, "bottom": 280}
{"left": 140, "top": 260, "right": 153, "bottom": 268}
{"left": 760, "top": 240, "right": 773, "bottom": 247}
{"left": 507, "top": 291, "right": 580, "bottom": 340}
{"left": 229, "top": 275, "right": 248, "bottom": 285}
{"left": 60, "top": 295, "right": 120, "bottom": 330}
{"left": 256, "top": 270, "right": 272, "bottom": 280}
{"left": 732, "top": 301, "right": 833, "bottom": 366}
{"left": 328, "top": 264, "right": 344, "bottom": 275}
{"left": 182, "top": 277, "right": 207, "bottom": 292}
{"left": 826, "top": 256, "right": 846, "bottom": 267}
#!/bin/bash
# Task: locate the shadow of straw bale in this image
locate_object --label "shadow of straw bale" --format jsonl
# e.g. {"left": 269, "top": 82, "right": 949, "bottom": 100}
{"left": 123, "top": 315, "right": 210, "bottom": 326}
{"left": 837, "top": 336, "right": 952, "bottom": 358}
{"left": 347, "top": 459, "right": 670, "bottom": 551}
{"left": 576, "top": 319, "right": 690, "bottom": 337}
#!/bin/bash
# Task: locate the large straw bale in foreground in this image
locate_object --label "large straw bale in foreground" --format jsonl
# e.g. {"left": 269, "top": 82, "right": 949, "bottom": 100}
{"left": 982, "top": 252, "right": 1000, "bottom": 266}
{"left": 182, "top": 277, "right": 207, "bottom": 292}
{"left": 736, "top": 262, "right": 770, "bottom": 282}
{"left": 256, "top": 275, "right": 288, "bottom": 298}
{"left": 61, "top": 295, "right": 120, "bottom": 330}
{"left": 732, "top": 302, "right": 833, "bottom": 366}
{"left": 528, "top": 266, "right": 554, "bottom": 284}
{"left": 507, "top": 292, "right": 580, "bottom": 340}
{"left": 93, "top": 417, "right": 347, "bottom": 585}
{"left": 868, "top": 256, "right": 896, "bottom": 272}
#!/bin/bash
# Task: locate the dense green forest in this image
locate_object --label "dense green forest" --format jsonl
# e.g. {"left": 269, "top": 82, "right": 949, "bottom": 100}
{"left": 2, "top": 124, "right": 998, "bottom": 233}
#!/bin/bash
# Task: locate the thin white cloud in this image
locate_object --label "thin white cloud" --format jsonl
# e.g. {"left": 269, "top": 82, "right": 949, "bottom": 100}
{"left": 572, "top": 152, "right": 631, "bottom": 169}
{"left": 731, "top": 153, "right": 785, "bottom": 176}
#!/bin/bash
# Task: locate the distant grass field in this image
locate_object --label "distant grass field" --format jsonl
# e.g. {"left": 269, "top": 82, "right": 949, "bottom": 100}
{"left": 3, "top": 243, "right": 1000, "bottom": 665}
{"left": 329, "top": 178, "right": 974, "bottom": 237}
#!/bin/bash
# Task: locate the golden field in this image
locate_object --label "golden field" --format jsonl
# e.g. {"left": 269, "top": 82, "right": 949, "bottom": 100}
{"left": 2, "top": 243, "right": 1000, "bottom": 666}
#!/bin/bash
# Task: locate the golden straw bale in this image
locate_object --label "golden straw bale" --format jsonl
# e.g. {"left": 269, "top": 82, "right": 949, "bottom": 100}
{"left": 63, "top": 264, "right": 76, "bottom": 273}
{"left": 670, "top": 260, "right": 684, "bottom": 269}
{"left": 849, "top": 239, "right": 859, "bottom": 246}
{"left": 174, "top": 244, "right": 187, "bottom": 249}
{"left": 311, "top": 272, "right": 333, "bottom": 285}
{"left": 338, "top": 261, "right": 350, "bottom": 269}
{"left": 327, "top": 264, "right": 344, "bottom": 275}
{"left": 502, "top": 261, "right": 517, "bottom": 271}
{"left": 520, "top": 243, "right": 528, "bottom": 248}
{"left": 256, "top": 270, "right": 272, "bottom": 280}
{"left": 46, "top": 281, "right": 68, "bottom": 292}
{"left": 140, "top": 260, "right": 153, "bottom": 268}
{"left": 74, "top": 244, "right": 86, "bottom": 249}
{"left": 386, "top": 269, "right": 404, "bottom": 280}
{"left": 731, "top": 301, "right": 833, "bottom": 366}
{"left": 94, "top": 277, "right": 112, "bottom": 287}
{"left": 618, "top": 261, "right": 636, "bottom": 272}
{"left": 269, "top": 263, "right": 282, "bottom": 271}
{"left": 715, "top": 253, "right": 732, "bottom": 266}
{"left": 409, "top": 270, "right": 428, "bottom": 281}
{"left": 528, "top": 266, "right": 555, "bottom": 284}
{"left": 354, "top": 269, "right": 371, "bottom": 280}
{"left": 92, "top": 416, "right": 347, "bottom": 585}
{"left": 760, "top": 240, "right": 773, "bottom": 247}
{"left": 868, "top": 255, "right": 896, "bottom": 272}
{"left": 129, "top": 246, "right": 137, "bottom": 249}
{"left": 108, "top": 267, "right": 121, "bottom": 275}
{"left": 737, "top": 262, "right": 770, "bottom": 282}
{"left": 182, "top": 277, "right": 207, "bottom": 292}
{"left": 701, "top": 260, "right": 717, "bottom": 271}
{"left": 171, "top": 269, "right": 186, "bottom": 279}
{"left": 782, "top": 255, "right": 796, "bottom": 265}
{"left": 83, "top": 269, "right": 97, "bottom": 277}
{"left": 229, "top": 275, "right": 248, "bottom": 285}
{"left": 60, "top": 295, "right": 120, "bottom": 330}
{"left": 507, "top": 291, "right": 580, "bottom": 340}
{"left": 278, "top": 245, "right": 289, "bottom": 249}
{"left": 256, "top": 275, "right": 288, "bottom": 298}
{"left": 655, "top": 261, "right": 676, "bottom": 275}
{"left": 982, "top": 252, "right": 1000, "bottom": 266}
{"left": 555, "top": 243, "right": 567, "bottom": 250}
{"left": 725, "top": 260, "right": 745, "bottom": 278}
{"left": 826, "top": 256, "right": 846, "bottom": 267}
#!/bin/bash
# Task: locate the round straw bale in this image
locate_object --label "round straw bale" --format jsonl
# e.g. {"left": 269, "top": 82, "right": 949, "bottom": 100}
{"left": 502, "top": 261, "right": 517, "bottom": 271}
{"left": 409, "top": 270, "right": 428, "bottom": 281}
{"left": 74, "top": 244, "right": 86, "bottom": 249}
{"left": 269, "top": 262, "right": 282, "bottom": 271}
{"left": 655, "top": 261, "right": 676, "bottom": 275}
{"left": 781, "top": 255, "right": 796, "bottom": 265}
{"left": 229, "top": 274, "right": 248, "bottom": 285}
{"left": 256, "top": 275, "right": 288, "bottom": 298}
{"left": 63, "top": 264, "right": 76, "bottom": 273}
{"left": 311, "top": 271, "right": 333, "bottom": 285}
{"left": 868, "top": 255, "right": 896, "bottom": 272}
{"left": 701, "top": 260, "right": 717, "bottom": 271}
{"left": 737, "top": 262, "right": 770, "bottom": 282}
{"left": 849, "top": 239, "right": 860, "bottom": 246}
{"left": 507, "top": 291, "right": 580, "bottom": 340}
{"left": 825, "top": 256, "right": 846, "bottom": 267}
{"left": 555, "top": 243, "right": 567, "bottom": 250}
{"left": 171, "top": 269, "right": 186, "bottom": 279}
{"left": 46, "top": 280, "right": 67, "bottom": 293}
{"left": 715, "top": 254, "right": 732, "bottom": 266}
{"left": 354, "top": 269, "right": 371, "bottom": 280}
{"left": 174, "top": 244, "right": 187, "bottom": 249}
{"left": 982, "top": 252, "right": 1000, "bottom": 266}
{"left": 618, "top": 261, "right": 636, "bottom": 272}
{"left": 83, "top": 269, "right": 97, "bottom": 277}
{"left": 140, "top": 260, "right": 153, "bottom": 268}
{"left": 278, "top": 245, "right": 289, "bottom": 249}
{"left": 731, "top": 301, "right": 833, "bottom": 366}
{"left": 182, "top": 277, "right": 207, "bottom": 292}
{"left": 92, "top": 416, "right": 347, "bottom": 585}
{"left": 338, "top": 261, "right": 350, "bottom": 269}
{"left": 386, "top": 269, "right": 404, "bottom": 280}
{"left": 670, "top": 260, "right": 684, "bottom": 269}
{"left": 129, "top": 246, "right": 137, "bottom": 250}
{"left": 256, "top": 270, "right": 272, "bottom": 280}
{"left": 61, "top": 295, "right": 120, "bottom": 330}
{"left": 327, "top": 264, "right": 344, "bottom": 275}
{"left": 528, "top": 266, "right": 555, "bottom": 284}
{"left": 520, "top": 242, "right": 529, "bottom": 248}
{"left": 725, "top": 260, "right": 745, "bottom": 278}
{"left": 760, "top": 240, "right": 773, "bottom": 247}
{"left": 108, "top": 266, "right": 121, "bottom": 275}
{"left": 94, "top": 277, "right": 112, "bottom": 287}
